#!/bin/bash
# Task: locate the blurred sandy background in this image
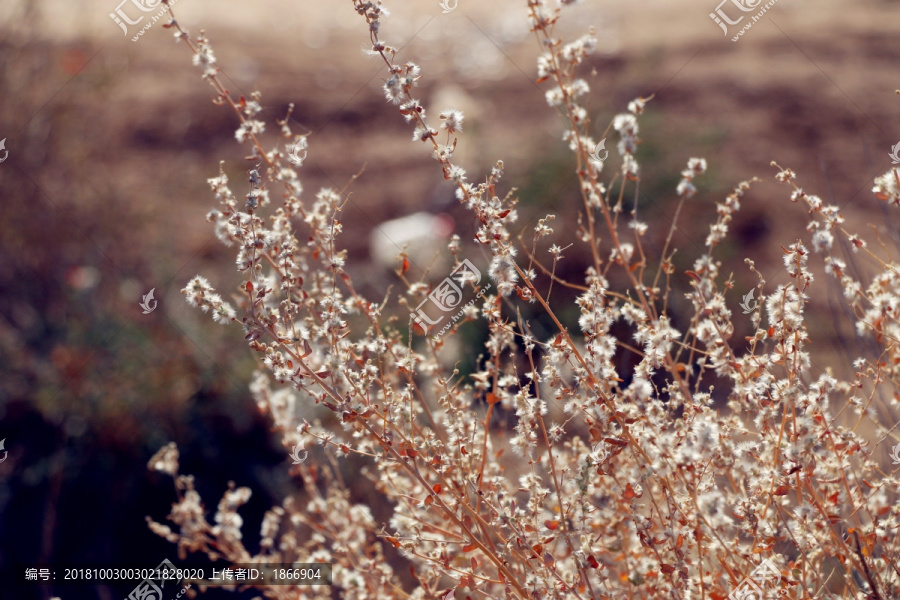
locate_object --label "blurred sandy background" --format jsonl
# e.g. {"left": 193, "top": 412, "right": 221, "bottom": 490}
{"left": 1, "top": 0, "right": 900, "bottom": 598}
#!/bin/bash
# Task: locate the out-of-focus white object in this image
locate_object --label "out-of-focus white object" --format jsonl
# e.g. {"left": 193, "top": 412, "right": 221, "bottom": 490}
{"left": 370, "top": 212, "right": 455, "bottom": 273}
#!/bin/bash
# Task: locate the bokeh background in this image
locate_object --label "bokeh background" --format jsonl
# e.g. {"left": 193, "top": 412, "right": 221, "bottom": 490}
{"left": 1, "top": 0, "right": 900, "bottom": 598}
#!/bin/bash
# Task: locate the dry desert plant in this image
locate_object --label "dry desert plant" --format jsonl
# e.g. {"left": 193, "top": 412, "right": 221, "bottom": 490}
{"left": 144, "top": 1, "right": 900, "bottom": 598}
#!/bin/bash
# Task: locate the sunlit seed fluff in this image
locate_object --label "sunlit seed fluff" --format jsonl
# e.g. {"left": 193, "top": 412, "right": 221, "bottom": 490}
{"left": 439, "top": 109, "right": 464, "bottom": 133}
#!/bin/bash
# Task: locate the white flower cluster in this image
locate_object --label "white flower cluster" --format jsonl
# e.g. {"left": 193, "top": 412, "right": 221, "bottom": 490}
{"left": 182, "top": 275, "right": 235, "bottom": 324}
{"left": 153, "top": 2, "right": 900, "bottom": 599}
{"left": 873, "top": 167, "right": 900, "bottom": 206}
{"left": 676, "top": 157, "right": 707, "bottom": 198}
